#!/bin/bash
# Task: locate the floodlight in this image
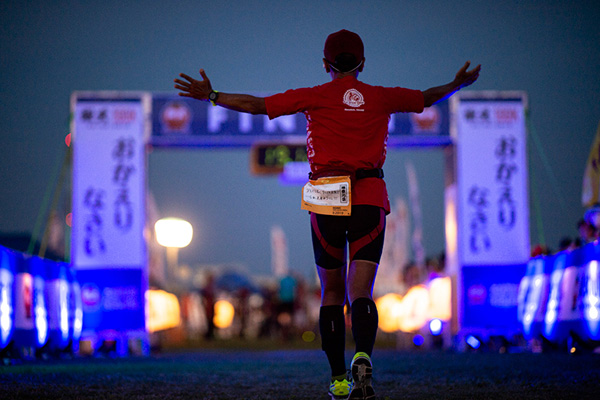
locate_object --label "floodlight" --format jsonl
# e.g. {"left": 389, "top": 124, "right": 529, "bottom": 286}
{"left": 155, "top": 218, "right": 193, "bottom": 248}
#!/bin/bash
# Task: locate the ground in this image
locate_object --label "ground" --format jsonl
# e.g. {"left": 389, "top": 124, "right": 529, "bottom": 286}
{"left": 1, "top": 343, "right": 599, "bottom": 399}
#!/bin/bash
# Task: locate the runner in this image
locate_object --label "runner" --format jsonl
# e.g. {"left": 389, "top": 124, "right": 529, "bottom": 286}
{"left": 174, "top": 29, "right": 480, "bottom": 400}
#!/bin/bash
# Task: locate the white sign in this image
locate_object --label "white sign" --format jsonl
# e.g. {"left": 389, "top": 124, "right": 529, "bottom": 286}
{"left": 454, "top": 93, "right": 530, "bottom": 265}
{"left": 71, "top": 94, "right": 149, "bottom": 269}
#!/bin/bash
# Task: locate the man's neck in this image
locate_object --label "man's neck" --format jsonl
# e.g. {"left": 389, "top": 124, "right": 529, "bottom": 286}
{"left": 330, "top": 71, "right": 359, "bottom": 80}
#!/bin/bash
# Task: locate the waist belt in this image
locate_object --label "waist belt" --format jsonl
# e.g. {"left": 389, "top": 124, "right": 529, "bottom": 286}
{"left": 308, "top": 168, "right": 384, "bottom": 180}
{"left": 355, "top": 168, "right": 384, "bottom": 180}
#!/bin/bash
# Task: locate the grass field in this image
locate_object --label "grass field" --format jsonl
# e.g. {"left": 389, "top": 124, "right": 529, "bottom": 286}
{"left": 1, "top": 340, "right": 600, "bottom": 400}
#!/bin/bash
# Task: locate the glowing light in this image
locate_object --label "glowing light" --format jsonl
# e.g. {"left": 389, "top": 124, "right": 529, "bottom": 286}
{"left": 70, "top": 281, "right": 83, "bottom": 341}
{"left": 428, "top": 277, "right": 452, "bottom": 321}
{"left": 59, "top": 280, "right": 69, "bottom": 341}
{"left": 0, "top": 265, "right": 13, "bottom": 346}
{"left": 65, "top": 213, "right": 72, "bottom": 227}
{"left": 302, "top": 331, "right": 316, "bottom": 343}
{"left": 397, "top": 285, "right": 429, "bottom": 333}
{"left": 375, "top": 293, "right": 404, "bottom": 333}
{"left": 155, "top": 218, "right": 193, "bottom": 248}
{"left": 65, "top": 133, "right": 71, "bottom": 147}
{"left": 413, "top": 334, "right": 424, "bottom": 346}
{"left": 590, "top": 260, "right": 598, "bottom": 277}
{"left": 588, "top": 306, "right": 599, "bottom": 321}
{"left": 213, "top": 299, "right": 235, "bottom": 329}
{"left": 34, "top": 276, "right": 48, "bottom": 346}
{"left": 0, "top": 279, "right": 12, "bottom": 345}
{"left": 146, "top": 289, "right": 181, "bottom": 333}
{"left": 466, "top": 335, "right": 481, "bottom": 349}
{"left": 429, "top": 318, "right": 443, "bottom": 336}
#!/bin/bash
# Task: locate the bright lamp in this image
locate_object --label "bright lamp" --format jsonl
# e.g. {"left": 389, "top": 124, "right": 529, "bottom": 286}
{"left": 154, "top": 218, "right": 193, "bottom": 248}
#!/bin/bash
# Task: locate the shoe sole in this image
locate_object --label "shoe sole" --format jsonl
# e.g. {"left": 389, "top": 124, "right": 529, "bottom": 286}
{"left": 329, "top": 393, "right": 350, "bottom": 400}
{"left": 349, "top": 358, "right": 375, "bottom": 400}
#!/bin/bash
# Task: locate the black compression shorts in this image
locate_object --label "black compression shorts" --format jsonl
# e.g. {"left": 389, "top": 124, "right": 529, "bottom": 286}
{"left": 310, "top": 205, "right": 386, "bottom": 270}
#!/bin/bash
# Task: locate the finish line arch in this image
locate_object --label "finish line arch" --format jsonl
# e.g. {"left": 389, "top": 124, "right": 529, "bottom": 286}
{"left": 69, "top": 90, "right": 529, "bottom": 347}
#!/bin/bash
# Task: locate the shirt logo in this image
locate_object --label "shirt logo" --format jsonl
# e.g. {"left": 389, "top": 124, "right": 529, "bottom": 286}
{"left": 343, "top": 89, "right": 365, "bottom": 108}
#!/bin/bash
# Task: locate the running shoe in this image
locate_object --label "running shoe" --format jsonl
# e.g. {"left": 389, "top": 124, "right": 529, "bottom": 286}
{"left": 328, "top": 373, "right": 353, "bottom": 400}
{"left": 349, "top": 352, "right": 375, "bottom": 400}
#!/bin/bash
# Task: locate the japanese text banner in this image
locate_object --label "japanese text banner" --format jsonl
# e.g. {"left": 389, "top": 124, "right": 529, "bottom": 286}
{"left": 71, "top": 94, "right": 148, "bottom": 269}
{"left": 455, "top": 94, "right": 529, "bottom": 265}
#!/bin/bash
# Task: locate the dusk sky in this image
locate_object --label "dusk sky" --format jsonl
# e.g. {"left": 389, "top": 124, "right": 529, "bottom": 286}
{"left": 1, "top": 1, "right": 599, "bottom": 280}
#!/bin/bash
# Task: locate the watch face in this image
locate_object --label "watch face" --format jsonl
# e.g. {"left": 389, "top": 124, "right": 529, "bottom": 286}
{"left": 209, "top": 91, "right": 217, "bottom": 101}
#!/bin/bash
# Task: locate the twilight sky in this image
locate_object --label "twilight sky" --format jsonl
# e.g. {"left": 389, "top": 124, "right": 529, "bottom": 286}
{"left": 1, "top": 1, "right": 599, "bottom": 280}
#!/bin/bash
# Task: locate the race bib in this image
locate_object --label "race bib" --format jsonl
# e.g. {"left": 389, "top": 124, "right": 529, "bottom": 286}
{"left": 301, "top": 176, "right": 351, "bottom": 216}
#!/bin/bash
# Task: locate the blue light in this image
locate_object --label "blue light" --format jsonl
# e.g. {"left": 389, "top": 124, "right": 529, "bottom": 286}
{"left": 0, "top": 270, "right": 13, "bottom": 346}
{"left": 413, "top": 334, "right": 425, "bottom": 346}
{"left": 466, "top": 335, "right": 481, "bottom": 349}
{"left": 429, "top": 318, "right": 443, "bottom": 336}
{"left": 34, "top": 276, "right": 48, "bottom": 347}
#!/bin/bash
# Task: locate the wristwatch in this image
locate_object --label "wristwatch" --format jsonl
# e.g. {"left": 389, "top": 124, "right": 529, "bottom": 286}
{"left": 208, "top": 90, "right": 219, "bottom": 106}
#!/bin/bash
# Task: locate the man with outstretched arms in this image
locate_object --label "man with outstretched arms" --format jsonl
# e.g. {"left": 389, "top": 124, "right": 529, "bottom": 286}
{"left": 175, "top": 29, "right": 480, "bottom": 400}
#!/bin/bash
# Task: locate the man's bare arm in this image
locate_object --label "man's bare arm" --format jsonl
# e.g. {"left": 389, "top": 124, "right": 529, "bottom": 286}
{"left": 422, "top": 61, "right": 481, "bottom": 107}
{"left": 174, "top": 69, "right": 267, "bottom": 115}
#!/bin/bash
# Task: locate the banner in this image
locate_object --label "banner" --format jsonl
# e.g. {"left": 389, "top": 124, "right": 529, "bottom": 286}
{"left": 454, "top": 93, "right": 530, "bottom": 265}
{"left": 582, "top": 120, "right": 600, "bottom": 207}
{"left": 151, "top": 93, "right": 450, "bottom": 147}
{"left": 71, "top": 92, "right": 150, "bottom": 344}
{"left": 71, "top": 93, "right": 149, "bottom": 269}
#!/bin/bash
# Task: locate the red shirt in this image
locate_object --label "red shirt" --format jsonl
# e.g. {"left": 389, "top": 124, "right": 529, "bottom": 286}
{"left": 265, "top": 76, "right": 424, "bottom": 213}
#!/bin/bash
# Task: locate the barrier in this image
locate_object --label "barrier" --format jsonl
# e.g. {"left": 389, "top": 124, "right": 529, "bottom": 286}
{"left": 580, "top": 242, "right": 600, "bottom": 340}
{"left": 517, "top": 255, "right": 551, "bottom": 340}
{"left": 0, "top": 244, "right": 144, "bottom": 360}
{"left": 0, "top": 246, "right": 15, "bottom": 352}
{"left": 518, "top": 241, "right": 600, "bottom": 349}
{"left": 12, "top": 253, "right": 48, "bottom": 358}
{"left": 67, "top": 265, "right": 83, "bottom": 353}
{"left": 45, "top": 259, "right": 70, "bottom": 353}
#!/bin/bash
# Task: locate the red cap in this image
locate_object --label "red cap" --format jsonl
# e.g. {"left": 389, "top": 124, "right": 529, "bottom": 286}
{"left": 323, "top": 29, "right": 364, "bottom": 64}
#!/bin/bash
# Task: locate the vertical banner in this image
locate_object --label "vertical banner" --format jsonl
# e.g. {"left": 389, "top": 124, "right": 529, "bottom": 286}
{"left": 71, "top": 92, "right": 150, "bottom": 343}
{"left": 72, "top": 94, "right": 148, "bottom": 268}
{"left": 451, "top": 91, "right": 529, "bottom": 339}
{"left": 455, "top": 93, "right": 529, "bottom": 265}
{"left": 582, "top": 120, "right": 600, "bottom": 207}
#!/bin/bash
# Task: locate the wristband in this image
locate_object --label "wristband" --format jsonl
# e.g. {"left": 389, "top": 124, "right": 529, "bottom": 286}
{"left": 208, "top": 90, "right": 219, "bottom": 106}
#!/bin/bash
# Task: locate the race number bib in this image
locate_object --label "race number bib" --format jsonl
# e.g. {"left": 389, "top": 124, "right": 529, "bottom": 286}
{"left": 301, "top": 176, "right": 351, "bottom": 216}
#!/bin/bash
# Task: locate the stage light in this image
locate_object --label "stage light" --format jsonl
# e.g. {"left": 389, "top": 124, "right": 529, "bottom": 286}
{"left": 65, "top": 133, "right": 71, "bottom": 147}
{"left": 429, "top": 318, "right": 443, "bottom": 336}
{"left": 466, "top": 335, "right": 481, "bottom": 350}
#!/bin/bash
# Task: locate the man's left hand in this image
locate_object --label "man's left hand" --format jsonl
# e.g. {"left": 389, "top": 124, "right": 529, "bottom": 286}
{"left": 174, "top": 69, "right": 213, "bottom": 101}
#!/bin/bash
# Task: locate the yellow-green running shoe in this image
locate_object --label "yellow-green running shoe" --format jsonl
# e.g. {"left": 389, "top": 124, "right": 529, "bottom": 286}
{"left": 349, "top": 352, "right": 375, "bottom": 400}
{"left": 328, "top": 374, "right": 353, "bottom": 400}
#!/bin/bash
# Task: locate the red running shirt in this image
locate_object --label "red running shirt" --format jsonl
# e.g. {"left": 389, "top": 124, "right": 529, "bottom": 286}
{"left": 265, "top": 76, "right": 424, "bottom": 213}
